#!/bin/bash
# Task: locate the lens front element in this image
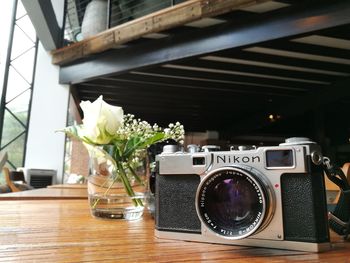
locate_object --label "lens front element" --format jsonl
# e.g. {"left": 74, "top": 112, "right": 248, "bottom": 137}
{"left": 197, "top": 167, "right": 271, "bottom": 239}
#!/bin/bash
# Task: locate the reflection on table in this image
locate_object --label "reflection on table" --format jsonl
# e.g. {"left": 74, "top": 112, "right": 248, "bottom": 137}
{"left": 0, "top": 187, "right": 87, "bottom": 200}
{"left": 0, "top": 199, "right": 349, "bottom": 262}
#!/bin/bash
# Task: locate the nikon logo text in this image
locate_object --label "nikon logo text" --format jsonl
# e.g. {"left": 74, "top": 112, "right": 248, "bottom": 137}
{"left": 216, "top": 155, "right": 261, "bottom": 164}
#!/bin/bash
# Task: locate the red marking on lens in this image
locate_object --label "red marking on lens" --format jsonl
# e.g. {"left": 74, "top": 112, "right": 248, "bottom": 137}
{"left": 275, "top": 184, "right": 279, "bottom": 188}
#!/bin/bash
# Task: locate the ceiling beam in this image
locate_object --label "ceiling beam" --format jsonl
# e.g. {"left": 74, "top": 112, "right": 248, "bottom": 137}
{"left": 60, "top": 1, "right": 350, "bottom": 84}
{"left": 52, "top": 0, "right": 272, "bottom": 65}
{"left": 218, "top": 49, "right": 350, "bottom": 73}
{"left": 88, "top": 73, "right": 306, "bottom": 95}
{"left": 163, "top": 60, "right": 337, "bottom": 84}
{"left": 22, "top": 0, "right": 62, "bottom": 50}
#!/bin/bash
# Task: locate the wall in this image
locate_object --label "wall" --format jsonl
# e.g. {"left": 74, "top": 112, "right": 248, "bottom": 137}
{"left": 24, "top": 0, "right": 69, "bottom": 183}
{"left": 25, "top": 42, "right": 69, "bottom": 183}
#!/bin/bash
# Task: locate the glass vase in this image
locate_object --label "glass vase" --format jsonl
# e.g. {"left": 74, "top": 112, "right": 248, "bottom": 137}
{"left": 87, "top": 146, "right": 147, "bottom": 220}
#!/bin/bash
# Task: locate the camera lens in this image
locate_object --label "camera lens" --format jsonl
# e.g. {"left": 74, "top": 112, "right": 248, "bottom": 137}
{"left": 196, "top": 167, "right": 273, "bottom": 239}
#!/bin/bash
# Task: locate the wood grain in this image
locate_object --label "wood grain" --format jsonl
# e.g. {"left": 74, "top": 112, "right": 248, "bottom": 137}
{"left": 0, "top": 200, "right": 349, "bottom": 262}
{"left": 0, "top": 188, "right": 87, "bottom": 200}
{"left": 51, "top": 0, "right": 271, "bottom": 65}
{"left": 47, "top": 184, "right": 87, "bottom": 189}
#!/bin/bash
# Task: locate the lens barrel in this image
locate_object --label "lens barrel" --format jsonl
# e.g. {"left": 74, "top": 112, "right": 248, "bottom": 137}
{"left": 196, "top": 166, "right": 273, "bottom": 239}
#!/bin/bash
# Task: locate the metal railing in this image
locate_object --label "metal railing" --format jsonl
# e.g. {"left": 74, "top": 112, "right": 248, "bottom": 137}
{"left": 63, "top": 0, "right": 186, "bottom": 45}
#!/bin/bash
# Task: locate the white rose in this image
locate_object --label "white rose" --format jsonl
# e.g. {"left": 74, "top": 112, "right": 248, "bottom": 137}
{"left": 80, "top": 96, "right": 123, "bottom": 144}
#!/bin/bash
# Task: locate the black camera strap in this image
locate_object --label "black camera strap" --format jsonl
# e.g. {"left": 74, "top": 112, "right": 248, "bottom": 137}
{"left": 322, "top": 157, "right": 350, "bottom": 239}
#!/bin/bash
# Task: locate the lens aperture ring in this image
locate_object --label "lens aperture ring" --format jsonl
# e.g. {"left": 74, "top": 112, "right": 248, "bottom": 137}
{"left": 196, "top": 166, "right": 270, "bottom": 239}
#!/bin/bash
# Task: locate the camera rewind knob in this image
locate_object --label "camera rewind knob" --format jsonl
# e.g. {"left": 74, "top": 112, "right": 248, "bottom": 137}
{"left": 280, "top": 137, "right": 315, "bottom": 146}
{"left": 162, "top": 145, "right": 178, "bottom": 153}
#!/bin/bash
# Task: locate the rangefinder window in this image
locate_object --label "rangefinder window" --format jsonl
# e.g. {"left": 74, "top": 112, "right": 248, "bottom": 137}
{"left": 193, "top": 157, "right": 205, "bottom": 166}
{"left": 266, "top": 150, "right": 293, "bottom": 167}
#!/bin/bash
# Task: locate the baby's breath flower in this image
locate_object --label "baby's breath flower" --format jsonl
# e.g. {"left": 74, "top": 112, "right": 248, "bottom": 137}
{"left": 114, "top": 114, "right": 184, "bottom": 145}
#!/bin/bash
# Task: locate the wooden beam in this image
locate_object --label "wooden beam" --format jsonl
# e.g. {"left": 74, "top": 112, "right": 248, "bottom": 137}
{"left": 52, "top": 0, "right": 270, "bottom": 65}
{"left": 59, "top": 1, "right": 350, "bottom": 84}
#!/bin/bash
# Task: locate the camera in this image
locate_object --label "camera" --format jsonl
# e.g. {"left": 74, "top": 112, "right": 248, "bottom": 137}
{"left": 155, "top": 138, "right": 330, "bottom": 252}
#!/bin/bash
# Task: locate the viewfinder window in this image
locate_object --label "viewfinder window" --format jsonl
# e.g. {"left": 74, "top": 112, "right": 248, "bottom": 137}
{"left": 266, "top": 150, "right": 293, "bottom": 167}
{"left": 193, "top": 157, "right": 205, "bottom": 166}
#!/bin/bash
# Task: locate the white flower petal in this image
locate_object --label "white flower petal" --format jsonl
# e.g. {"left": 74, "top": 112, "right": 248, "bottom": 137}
{"left": 79, "top": 96, "right": 124, "bottom": 144}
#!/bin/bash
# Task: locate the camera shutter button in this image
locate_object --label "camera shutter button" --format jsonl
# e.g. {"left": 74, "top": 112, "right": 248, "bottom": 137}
{"left": 187, "top": 144, "right": 200, "bottom": 153}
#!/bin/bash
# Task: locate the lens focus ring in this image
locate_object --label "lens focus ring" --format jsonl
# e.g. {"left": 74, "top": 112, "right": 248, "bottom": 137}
{"left": 196, "top": 166, "right": 273, "bottom": 240}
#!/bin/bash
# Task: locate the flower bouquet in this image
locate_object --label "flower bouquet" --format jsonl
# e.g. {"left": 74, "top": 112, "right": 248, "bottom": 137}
{"left": 63, "top": 96, "right": 184, "bottom": 220}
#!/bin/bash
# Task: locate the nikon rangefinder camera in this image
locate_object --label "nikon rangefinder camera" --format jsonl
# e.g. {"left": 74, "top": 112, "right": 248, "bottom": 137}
{"left": 155, "top": 138, "right": 330, "bottom": 252}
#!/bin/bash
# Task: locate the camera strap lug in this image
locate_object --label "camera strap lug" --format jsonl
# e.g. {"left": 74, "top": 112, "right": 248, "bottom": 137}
{"left": 323, "top": 157, "right": 350, "bottom": 239}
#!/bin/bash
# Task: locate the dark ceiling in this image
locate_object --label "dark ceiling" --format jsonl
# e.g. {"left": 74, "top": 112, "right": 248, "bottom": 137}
{"left": 62, "top": 0, "right": 350, "bottom": 147}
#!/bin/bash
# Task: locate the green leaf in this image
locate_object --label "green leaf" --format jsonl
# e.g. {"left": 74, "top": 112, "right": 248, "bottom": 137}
{"left": 122, "top": 136, "right": 143, "bottom": 159}
{"left": 139, "top": 132, "right": 165, "bottom": 148}
{"left": 121, "top": 133, "right": 166, "bottom": 160}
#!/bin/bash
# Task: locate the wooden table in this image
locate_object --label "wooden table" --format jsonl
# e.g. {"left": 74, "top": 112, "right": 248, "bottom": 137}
{"left": 0, "top": 200, "right": 349, "bottom": 262}
{"left": 0, "top": 188, "right": 87, "bottom": 200}
{"left": 47, "top": 184, "right": 87, "bottom": 189}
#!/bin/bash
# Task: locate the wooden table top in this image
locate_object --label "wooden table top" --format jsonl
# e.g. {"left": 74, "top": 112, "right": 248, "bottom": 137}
{"left": 0, "top": 199, "right": 349, "bottom": 262}
{"left": 0, "top": 187, "right": 87, "bottom": 200}
{"left": 47, "top": 183, "right": 87, "bottom": 189}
